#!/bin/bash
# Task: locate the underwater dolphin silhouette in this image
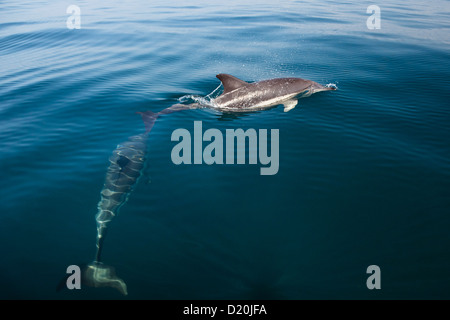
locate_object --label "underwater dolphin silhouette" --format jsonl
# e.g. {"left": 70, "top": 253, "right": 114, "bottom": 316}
{"left": 82, "top": 104, "right": 193, "bottom": 295}
{"left": 209, "top": 74, "right": 336, "bottom": 112}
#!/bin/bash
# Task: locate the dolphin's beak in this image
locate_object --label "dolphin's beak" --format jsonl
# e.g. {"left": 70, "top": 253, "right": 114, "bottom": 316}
{"left": 309, "top": 82, "right": 337, "bottom": 94}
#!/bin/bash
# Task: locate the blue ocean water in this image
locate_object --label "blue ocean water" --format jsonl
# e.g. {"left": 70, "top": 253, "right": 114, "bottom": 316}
{"left": 1, "top": 0, "right": 449, "bottom": 299}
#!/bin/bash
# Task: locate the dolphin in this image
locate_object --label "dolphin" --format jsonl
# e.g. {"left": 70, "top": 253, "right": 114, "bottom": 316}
{"left": 209, "top": 74, "right": 336, "bottom": 112}
{"left": 81, "top": 104, "right": 193, "bottom": 295}
{"left": 70, "top": 73, "right": 335, "bottom": 294}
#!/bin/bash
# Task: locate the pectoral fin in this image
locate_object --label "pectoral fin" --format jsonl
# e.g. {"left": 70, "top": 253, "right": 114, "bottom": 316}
{"left": 283, "top": 99, "right": 298, "bottom": 112}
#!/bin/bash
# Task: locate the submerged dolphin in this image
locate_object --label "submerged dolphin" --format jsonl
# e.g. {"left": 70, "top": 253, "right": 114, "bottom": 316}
{"left": 82, "top": 104, "right": 192, "bottom": 295}
{"left": 209, "top": 74, "right": 336, "bottom": 112}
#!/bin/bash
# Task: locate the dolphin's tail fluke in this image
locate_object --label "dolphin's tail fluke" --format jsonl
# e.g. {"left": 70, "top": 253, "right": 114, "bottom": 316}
{"left": 137, "top": 110, "right": 159, "bottom": 133}
{"left": 82, "top": 262, "right": 128, "bottom": 295}
{"left": 307, "top": 82, "right": 337, "bottom": 96}
{"left": 57, "top": 261, "right": 127, "bottom": 295}
{"left": 158, "top": 103, "right": 200, "bottom": 115}
{"left": 137, "top": 103, "right": 198, "bottom": 133}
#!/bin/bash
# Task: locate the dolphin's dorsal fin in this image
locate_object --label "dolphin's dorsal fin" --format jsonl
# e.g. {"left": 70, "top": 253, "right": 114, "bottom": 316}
{"left": 216, "top": 74, "right": 248, "bottom": 94}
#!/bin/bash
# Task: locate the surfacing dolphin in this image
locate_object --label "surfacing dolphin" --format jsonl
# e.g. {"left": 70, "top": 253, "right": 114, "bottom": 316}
{"left": 192, "top": 74, "right": 336, "bottom": 113}
{"left": 82, "top": 104, "right": 192, "bottom": 295}
{"left": 214, "top": 74, "right": 336, "bottom": 112}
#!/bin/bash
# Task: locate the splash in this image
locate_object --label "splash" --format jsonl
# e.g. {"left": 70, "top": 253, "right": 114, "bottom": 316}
{"left": 178, "top": 83, "right": 223, "bottom": 108}
{"left": 325, "top": 83, "right": 338, "bottom": 90}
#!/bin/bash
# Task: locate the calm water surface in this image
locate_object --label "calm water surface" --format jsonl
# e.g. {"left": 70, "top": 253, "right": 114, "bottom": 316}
{"left": 0, "top": 0, "right": 449, "bottom": 299}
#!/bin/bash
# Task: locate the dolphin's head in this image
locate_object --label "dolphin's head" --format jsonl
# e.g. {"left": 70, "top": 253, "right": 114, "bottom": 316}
{"left": 295, "top": 80, "right": 336, "bottom": 97}
{"left": 56, "top": 262, "right": 128, "bottom": 295}
{"left": 309, "top": 81, "right": 337, "bottom": 93}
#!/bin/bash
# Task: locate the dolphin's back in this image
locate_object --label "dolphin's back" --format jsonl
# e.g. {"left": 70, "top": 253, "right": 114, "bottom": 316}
{"left": 213, "top": 75, "right": 313, "bottom": 111}
{"left": 96, "top": 134, "right": 147, "bottom": 225}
